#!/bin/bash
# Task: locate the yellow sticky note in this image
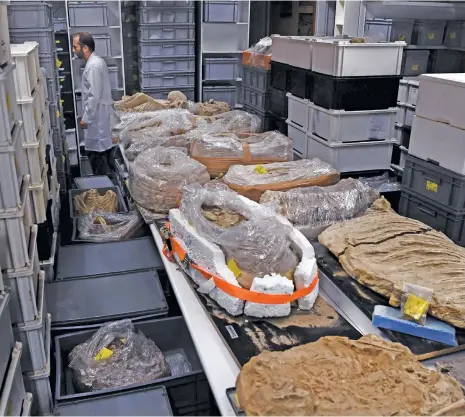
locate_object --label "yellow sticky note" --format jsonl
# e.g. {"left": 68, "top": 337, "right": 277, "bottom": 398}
{"left": 426, "top": 180, "right": 438, "bottom": 193}
{"left": 451, "top": 32, "right": 456, "bottom": 39}
{"left": 227, "top": 259, "right": 241, "bottom": 278}
{"left": 412, "top": 64, "right": 419, "bottom": 71}
{"left": 6, "top": 93, "right": 10, "bottom": 111}
{"left": 404, "top": 294, "right": 430, "bottom": 321}
{"left": 57, "top": 110, "right": 60, "bottom": 118}
{"left": 94, "top": 347, "right": 113, "bottom": 361}
{"left": 428, "top": 33, "right": 435, "bottom": 40}
{"left": 399, "top": 34, "right": 405, "bottom": 41}
{"left": 254, "top": 164, "right": 268, "bottom": 174}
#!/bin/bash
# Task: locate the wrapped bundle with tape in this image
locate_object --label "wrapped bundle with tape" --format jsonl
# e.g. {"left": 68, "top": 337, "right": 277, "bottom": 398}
{"left": 223, "top": 158, "right": 340, "bottom": 201}
{"left": 195, "top": 110, "right": 262, "bottom": 135}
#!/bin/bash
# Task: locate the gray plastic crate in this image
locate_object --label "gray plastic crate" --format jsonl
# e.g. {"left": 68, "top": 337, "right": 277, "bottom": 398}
{"left": 243, "top": 86, "right": 270, "bottom": 110}
{"left": 68, "top": 1, "right": 108, "bottom": 27}
{"left": 401, "top": 50, "right": 429, "bottom": 76}
{"left": 203, "top": 1, "right": 238, "bottom": 22}
{"left": 402, "top": 153, "right": 465, "bottom": 212}
{"left": 108, "top": 66, "right": 119, "bottom": 89}
{"left": 138, "top": 24, "right": 195, "bottom": 41}
{"left": 74, "top": 175, "right": 114, "bottom": 189}
{"left": 412, "top": 19, "right": 446, "bottom": 46}
{"left": 0, "top": 293, "right": 14, "bottom": 389}
{"left": 0, "top": 343, "right": 26, "bottom": 417}
{"left": 139, "top": 40, "right": 195, "bottom": 57}
{"left": 139, "top": 56, "right": 195, "bottom": 73}
{"left": 243, "top": 103, "right": 270, "bottom": 131}
{"left": 137, "top": 7, "right": 194, "bottom": 24}
{"left": 53, "top": 17, "right": 67, "bottom": 32}
{"left": 141, "top": 86, "right": 195, "bottom": 101}
{"left": 444, "top": 21, "right": 465, "bottom": 48}
{"left": 399, "top": 188, "right": 465, "bottom": 246}
{"left": 431, "top": 49, "right": 465, "bottom": 73}
{"left": 391, "top": 19, "right": 414, "bottom": 44}
{"left": 45, "top": 77, "right": 56, "bottom": 102}
{"left": 140, "top": 71, "right": 194, "bottom": 88}
{"left": 93, "top": 34, "right": 111, "bottom": 57}
{"left": 69, "top": 186, "right": 128, "bottom": 218}
{"left": 203, "top": 57, "right": 239, "bottom": 81}
{"left": 7, "top": 2, "right": 52, "bottom": 29}
{"left": 10, "top": 28, "right": 54, "bottom": 56}
{"left": 242, "top": 65, "right": 271, "bottom": 92}
{"left": 203, "top": 85, "right": 237, "bottom": 107}
{"left": 141, "top": 0, "right": 193, "bottom": 6}
{"left": 364, "top": 19, "right": 391, "bottom": 42}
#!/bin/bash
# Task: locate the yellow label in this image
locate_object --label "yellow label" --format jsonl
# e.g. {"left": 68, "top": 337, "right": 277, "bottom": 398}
{"left": 227, "top": 258, "right": 241, "bottom": 278}
{"left": 426, "top": 180, "right": 438, "bottom": 193}
{"left": 94, "top": 347, "right": 113, "bottom": 361}
{"left": 124, "top": 179, "right": 128, "bottom": 187}
{"left": 404, "top": 294, "right": 430, "bottom": 321}
{"left": 412, "top": 64, "right": 419, "bottom": 71}
{"left": 62, "top": 155, "right": 65, "bottom": 163}
{"left": 60, "top": 99, "right": 64, "bottom": 106}
{"left": 254, "top": 164, "right": 268, "bottom": 174}
{"left": 6, "top": 93, "right": 10, "bottom": 111}
{"left": 399, "top": 34, "right": 405, "bottom": 41}
{"left": 56, "top": 58, "right": 62, "bottom": 68}
{"left": 428, "top": 32, "right": 435, "bottom": 40}
{"left": 450, "top": 32, "right": 456, "bottom": 39}
{"left": 34, "top": 108, "right": 37, "bottom": 120}
{"left": 60, "top": 78, "right": 64, "bottom": 84}
{"left": 57, "top": 110, "right": 60, "bottom": 118}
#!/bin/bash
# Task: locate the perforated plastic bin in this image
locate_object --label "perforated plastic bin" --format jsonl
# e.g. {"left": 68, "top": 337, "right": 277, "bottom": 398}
{"left": 203, "top": 85, "right": 237, "bottom": 107}
{"left": 69, "top": 187, "right": 128, "bottom": 219}
{"left": 137, "top": 7, "right": 194, "bottom": 24}
{"left": 243, "top": 103, "right": 270, "bottom": 131}
{"left": 54, "top": 317, "right": 211, "bottom": 416}
{"left": 243, "top": 86, "right": 270, "bottom": 110}
{"left": 10, "top": 28, "right": 54, "bottom": 56}
{"left": 39, "top": 53, "right": 56, "bottom": 79}
{"left": 203, "top": 57, "right": 238, "bottom": 81}
{"left": 68, "top": 1, "right": 108, "bottom": 27}
{"left": 412, "top": 20, "right": 446, "bottom": 46}
{"left": 139, "top": 40, "right": 195, "bottom": 57}
{"left": 54, "top": 17, "right": 67, "bottom": 32}
{"left": 140, "top": 71, "right": 195, "bottom": 88}
{"left": 139, "top": 56, "right": 195, "bottom": 73}
{"left": 0, "top": 342, "right": 26, "bottom": 417}
{"left": 138, "top": 24, "right": 195, "bottom": 41}
{"left": 243, "top": 65, "right": 271, "bottom": 92}
{"left": 7, "top": 2, "right": 52, "bottom": 29}
{"left": 0, "top": 293, "right": 15, "bottom": 388}
{"left": 431, "top": 49, "right": 465, "bottom": 73}
{"left": 401, "top": 50, "right": 429, "bottom": 76}
{"left": 287, "top": 120, "right": 307, "bottom": 158}
{"left": 141, "top": 86, "right": 195, "bottom": 101}
{"left": 203, "top": 1, "right": 238, "bottom": 22}
{"left": 270, "top": 88, "right": 288, "bottom": 118}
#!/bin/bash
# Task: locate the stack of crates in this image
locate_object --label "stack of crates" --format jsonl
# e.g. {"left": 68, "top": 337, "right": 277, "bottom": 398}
{"left": 203, "top": 56, "right": 240, "bottom": 108}
{"left": 137, "top": 1, "right": 195, "bottom": 100}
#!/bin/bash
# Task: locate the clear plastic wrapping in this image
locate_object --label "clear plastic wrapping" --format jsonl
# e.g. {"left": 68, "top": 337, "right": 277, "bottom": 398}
{"left": 248, "top": 36, "right": 272, "bottom": 55}
{"left": 129, "top": 147, "right": 210, "bottom": 214}
{"left": 180, "top": 183, "right": 298, "bottom": 288}
{"left": 68, "top": 319, "right": 170, "bottom": 392}
{"left": 260, "top": 178, "right": 380, "bottom": 238}
{"left": 77, "top": 210, "right": 144, "bottom": 242}
{"left": 359, "top": 172, "right": 401, "bottom": 193}
{"left": 195, "top": 110, "right": 262, "bottom": 135}
{"left": 223, "top": 158, "right": 340, "bottom": 201}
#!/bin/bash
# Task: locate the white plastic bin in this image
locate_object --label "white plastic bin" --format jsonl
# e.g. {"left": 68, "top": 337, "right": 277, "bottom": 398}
{"left": 9, "top": 28, "right": 54, "bottom": 56}
{"left": 0, "top": 63, "right": 19, "bottom": 146}
{"left": 204, "top": 58, "right": 238, "bottom": 81}
{"left": 412, "top": 20, "right": 446, "bottom": 46}
{"left": 403, "top": 103, "right": 415, "bottom": 127}
{"left": 203, "top": 1, "right": 238, "bottom": 22}
{"left": 10, "top": 42, "right": 41, "bottom": 101}
{"left": 68, "top": 1, "right": 108, "bottom": 27}
{"left": 139, "top": 71, "right": 194, "bottom": 88}
{"left": 397, "top": 79, "right": 408, "bottom": 103}
{"left": 23, "top": 125, "right": 47, "bottom": 186}
{"left": 138, "top": 7, "right": 194, "bottom": 24}
{"left": 0, "top": 5, "right": 12, "bottom": 67}
{"left": 307, "top": 132, "right": 396, "bottom": 172}
{"left": 444, "top": 21, "right": 465, "bottom": 48}
{"left": 286, "top": 120, "right": 307, "bottom": 158}
{"left": 39, "top": 232, "right": 57, "bottom": 282}
{"left": 287, "top": 93, "right": 311, "bottom": 131}
{"left": 139, "top": 56, "right": 195, "bottom": 73}
{"left": 18, "top": 82, "right": 44, "bottom": 144}
{"left": 310, "top": 103, "right": 397, "bottom": 143}
{"left": 0, "top": 343, "right": 26, "bottom": 417}
{"left": 402, "top": 50, "right": 429, "bottom": 76}
{"left": 396, "top": 103, "right": 406, "bottom": 125}
{"left": 138, "top": 24, "right": 195, "bottom": 41}
{"left": 394, "top": 123, "right": 403, "bottom": 145}
{"left": 406, "top": 80, "right": 419, "bottom": 106}
{"left": 139, "top": 40, "right": 195, "bottom": 57}
{"left": 311, "top": 39, "right": 405, "bottom": 76}
{"left": 29, "top": 165, "right": 48, "bottom": 224}
{"left": 7, "top": 2, "right": 52, "bottom": 29}
{"left": 202, "top": 85, "right": 236, "bottom": 106}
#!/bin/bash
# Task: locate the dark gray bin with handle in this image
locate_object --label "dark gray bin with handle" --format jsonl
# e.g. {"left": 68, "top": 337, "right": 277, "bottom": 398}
{"left": 55, "top": 385, "right": 173, "bottom": 416}
{"left": 73, "top": 175, "right": 115, "bottom": 189}
{"left": 69, "top": 186, "right": 128, "bottom": 218}
{"left": 54, "top": 317, "right": 211, "bottom": 415}
{"left": 0, "top": 293, "right": 14, "bottom": 388}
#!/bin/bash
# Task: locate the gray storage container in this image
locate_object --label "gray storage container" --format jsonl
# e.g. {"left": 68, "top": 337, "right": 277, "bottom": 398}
{"left": 139, "top": 56, "right": 195, "bottom": 73}
{"left": 0, "top": 343, "right": 26, "bottom": 417}
{"left": 69, "top": 186, "right": 128, "bottom": 218}
{"left": 93, "top": 34, "right": 111, "bottom": 57}
{"left": 74, "top": 175, "right": 114, "bottom": 189}
{"left": 391, "top": 19, "right": 414, "bottom": 44}
{"left": 243, "top": 86, "right": 270, "bottom": 110}
{"left": 53, "top": 17, "right": 67, "bottom": 32}
{"left": 68, "top": 1, "right": 108, "bottom": 27}
{"left": 243, "top": 103, "right": 270, "bottom": 131}
{"left": 431, "top": 49, "right": 465, "bottom": 73}
{"left": 203, "top": 85, "right": 237, "bottom": 107}
{"left": 140, "top": 71, "right": 195, "bottom": 88}
{"left": 242, "top": 65, "right": 271, "bottom": 92}
{"left": 401, "top": 50, "right": 429, "bottom": 76}
{"left": 203, "top": 1, "right": 239, "bottom": 22}
{"left": 139, "top": 40, "right": 195, "bottom": 57}
{"left": 7, "top": 2, "right": 52, "bottom": 29}
{"left": 141, "top": 86, "right": 195, "bottom": 101}
{"left": 364, "top": 18, "right": 392, "bottom": 42}
{"left": 444, "top": 21, "right": 465, "bottom": 47}
{"left": 138, "top": 24, "right": 195, "bottom": 41}
{"left": 141, "top": 0, "right": 193, "bottom": 6}
{"left": 137, "top": 7, "right": 194, "bottom": 24}
{"left": 203, "top": 57, "right": 239, "bottom": 81}
{"left": 45, "top": 77, "right": 56, "bottom": 102}
{"left": 9, "top": 28, "right": 54, "bottom": 56}
{"left": 412, "top": 20, "right": 446, "bottom": 46}
{"left": 0, "top": 293, "right": 14, "bottom": 388}
{"left": 108, "top": 65, "right": 119, "bottom": 89}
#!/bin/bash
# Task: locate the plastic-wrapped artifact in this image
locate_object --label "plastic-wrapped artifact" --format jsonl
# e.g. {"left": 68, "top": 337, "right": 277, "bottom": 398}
{"left": 129, "top": 147, "right": 210, "bottom": 213}
{"left": 195, "top": 110, "right": 262, "bottom": 135}
{"left": 180, "top": 183, "right": 298, "bottom": 288}
{"left": 223, "top": 158, "right": 340, "bottom": 201}
{"left": 68, "top": 319, "right": 170, "bottom": 392}
{"left": 260, "top": 178, "right": 380, "bottom": 238}
{"left": 77, "top": 210, "right": 144, "bottom": 242}
{"left": 190, "top": 130, "right": 293, "bottom": 177}
{"left": 359, "top": 172, "right": 401, "bottom": 193}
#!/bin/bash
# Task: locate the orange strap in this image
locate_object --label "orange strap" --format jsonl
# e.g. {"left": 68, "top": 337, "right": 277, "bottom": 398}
{"left": 169, "top": 236, "right": 319, "bottom": 304}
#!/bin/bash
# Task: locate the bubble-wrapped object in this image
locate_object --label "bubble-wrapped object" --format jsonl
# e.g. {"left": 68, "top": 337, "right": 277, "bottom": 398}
{"left": 195, "top": 110, "right": 262, "bottom": 134}
{"left": 68, "top": 320, "right": 170, "bottom": 392}
{"left": 223, "top": 158, "right": 340, "bottom": 201}
{"left": 129, "top": 147, "right": 210, "bottom": 214}
{"left": 260, "top": 178, "right": 380, "bottom": 239}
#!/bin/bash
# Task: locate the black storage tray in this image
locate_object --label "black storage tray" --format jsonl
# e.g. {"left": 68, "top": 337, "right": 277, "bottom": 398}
{"left": 312, "top": 72, "right": 401, "bottom": 111}
{"left": 270, "top": 88, "right": 288, "bottom": 118}
{"left": 289, "top": 66, "right": 312, "bottom": 100}
{"left": 54, "top": 317, "right": 210, "bottom": 415}
{"left": 37, "top": 219, "right": 54, "bottom": 261}
{"left": 57, "top": 51, "right": 71, "bottom": 73}
{"left": 69, "top": 186, "right": 128, "bottom": 218}
{"left": 59, "top": 72, "right": 73, "bottom": 94}
{"left": 60, "top": 91, "right": 74, "bottom": 114}
{"left": 46, "top": 269, "right": 168, "bottom": 328}
{"left": 64, "top": 114, "right": 76, "bottom": 130}
{"left": 268, "top": 111, "right": 288, "bottom": 136}
{"left": 56, "top": 237, "right": 163, "bottom": 279}
{"left": 270, "top": 61, "right": 290, "bottom": 91}
{"left": 55, "top": 32, "right": 70, "bottom": 52}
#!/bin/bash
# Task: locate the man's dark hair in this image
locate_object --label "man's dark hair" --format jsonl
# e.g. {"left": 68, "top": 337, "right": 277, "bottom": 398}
{"left": 75, "top": 32, "right": 95, "bottom": 52}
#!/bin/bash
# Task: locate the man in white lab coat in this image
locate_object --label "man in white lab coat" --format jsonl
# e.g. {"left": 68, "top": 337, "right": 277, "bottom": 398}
{"left": 72, "top": 32, "right": 115, "bottom": 175}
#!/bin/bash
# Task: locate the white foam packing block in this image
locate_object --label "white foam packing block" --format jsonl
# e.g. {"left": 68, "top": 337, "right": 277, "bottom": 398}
{"left": 244, "top": 275, "right": 294, "bottom": 318}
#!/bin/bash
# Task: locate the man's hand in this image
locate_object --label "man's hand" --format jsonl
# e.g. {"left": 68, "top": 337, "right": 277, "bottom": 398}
{"left": 80, "top": 119, "right": 88, "bottom": 129}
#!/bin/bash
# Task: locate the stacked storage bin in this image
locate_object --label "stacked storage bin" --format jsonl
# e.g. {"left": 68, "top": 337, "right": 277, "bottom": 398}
{"left": 399, "top": 73, "right": 465, "bottom": 247}
{"left": 137, "top": 1, "right": 195, "bottom": 100}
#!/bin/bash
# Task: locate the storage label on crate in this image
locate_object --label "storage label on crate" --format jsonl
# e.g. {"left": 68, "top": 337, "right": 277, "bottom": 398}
{"left": 412, "top": 64, "right": 419, "bottom": 71}
{"left": 426, "top": 180, "right": 438, "bottom": 193}
{"left": 428, "top": 33, "right": 435, "bottom": 40}
{"left": 225, "top": 325, "right": 239, "bottom": 340}
{"left": 450, "top": 32, "right": 456, "bottom": 39}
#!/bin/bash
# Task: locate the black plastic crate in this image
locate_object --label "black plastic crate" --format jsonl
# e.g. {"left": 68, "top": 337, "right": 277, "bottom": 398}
{"left": 64, "top": 114, "right": 76, "bottom": 130}
{"left": 399, "top": 188, "right": 465, "bottom": 246}
{"left": 402, "top": 153, "right": 465, "bottom": 213}
{"left": 68, "top": 186, "right": 128, "bottom": 218}
{"left": 54, "top": 317, "right": 211, "bottom": 415}
{"left": 289, "top": 66, "right": 312, "bottom": 100}
{"left": 270, "top": 61, "right": 290, "bottom": 91}
{"left": 270, "top": 88, "right": 288, "bottom": 118}
{"left": 61, "top": 91, "right": 74, "bottom": 114}
{"left": 37, "top": 219, "right": 54, "bottom": 261}
{"left": 268, "top": 111, "right": 288, "bottom": 136}
{"left": 312, "top": 72, "right": 401, "bottom": 111}
{"left": 55, "top": 32, "right": 70, "bottom": 52}
{"left": 58, "top": 72, "right": 72, "bottom": 93}
{"left": 57, "top": 51, "right": 71, "bottom": 73}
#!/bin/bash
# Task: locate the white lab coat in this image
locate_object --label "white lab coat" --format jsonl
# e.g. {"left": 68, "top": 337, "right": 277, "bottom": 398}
{"left": 81, "top": 53, "right": 114, "bottom": 152}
